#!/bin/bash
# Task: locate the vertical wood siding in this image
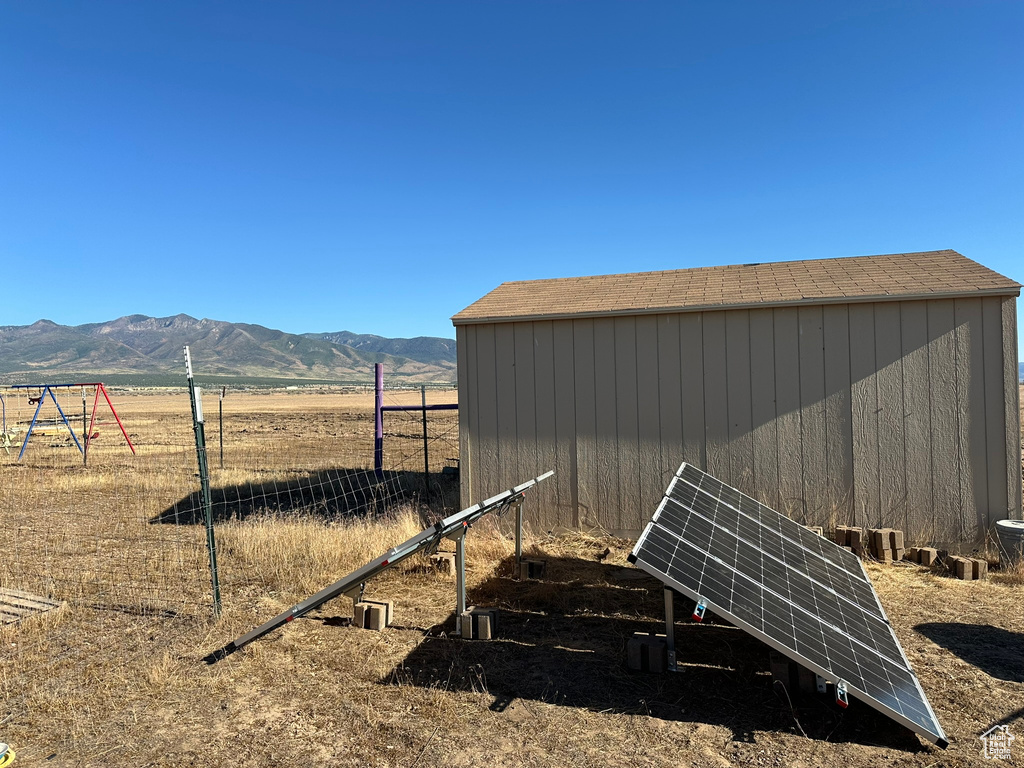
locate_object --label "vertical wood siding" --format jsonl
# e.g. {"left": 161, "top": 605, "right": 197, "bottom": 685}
{"left": 459, "top": 296, "right": 1021, "bottom": 540}
{"left": 1002, "top": 298, "right": 1022, "bottom": 519}
{"left": 822, "top": 305, "right": 854, "bottom": 523}
{"left": 749, "top": 308, "right": 780, "bottom": 509}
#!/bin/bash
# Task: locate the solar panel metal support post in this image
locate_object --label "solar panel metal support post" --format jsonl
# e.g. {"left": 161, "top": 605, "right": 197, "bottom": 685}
{"left": 663, "top": 588, "right": 677, "bottom": 672}
{"left": 184, "top": 346, "right": 222, "bottom": 618}
{"left": 452, "top": 526, "right": 468, "bottom": 635}
{"left": 208, "top": 471, "right": 554, "bottom": 661}
{"left": 515, "top": 501, "right": 523, "bottom": 573}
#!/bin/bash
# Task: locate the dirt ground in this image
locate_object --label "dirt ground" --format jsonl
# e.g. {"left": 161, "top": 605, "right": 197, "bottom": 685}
{"left": 0, "top": 386, "right": 1021, "bottom": 767}
{"left": 3, "top": 525, "right": 1022, "bottom": 767}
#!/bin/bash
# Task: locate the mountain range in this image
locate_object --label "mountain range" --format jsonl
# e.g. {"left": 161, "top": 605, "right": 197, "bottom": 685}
{"left": 0, "top": 315, "right": 457, "bottom": 384}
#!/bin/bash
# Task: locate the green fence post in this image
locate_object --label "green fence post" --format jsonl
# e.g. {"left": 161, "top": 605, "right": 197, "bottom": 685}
{"left": 184, "top": 345, "right": 222, "bottom": 617}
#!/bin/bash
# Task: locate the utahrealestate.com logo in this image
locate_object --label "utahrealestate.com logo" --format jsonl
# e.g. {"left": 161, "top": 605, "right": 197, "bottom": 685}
{"left": 980, "top": 725, "right": 1015, "bottom": 760}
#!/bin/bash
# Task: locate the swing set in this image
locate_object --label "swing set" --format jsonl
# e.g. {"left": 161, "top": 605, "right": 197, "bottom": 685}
{"left": 5, "top": 383, "right": 136, "bottom": 462}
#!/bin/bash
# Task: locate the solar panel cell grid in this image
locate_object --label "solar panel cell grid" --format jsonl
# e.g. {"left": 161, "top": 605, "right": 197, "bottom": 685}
{"left": 631, "top": 463, "right": 947, "bottom": 747}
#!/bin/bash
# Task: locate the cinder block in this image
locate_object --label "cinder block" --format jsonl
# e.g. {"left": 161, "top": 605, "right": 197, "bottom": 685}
{"left": 460, "top": 607, "right": 499, "bottom": 640}
{"left": 848, "top": 528, "right": 865, "bottom": 548}
{"left": 476, "top": 612, "right": 494, "bottom": 640}
{"left": 429, "top": 552, "right": 455, "bottom": 575}
{"left": 354, "top": 599, "right": 393, "bottom": 630}
{"left": 769, "top": 650, "right": 792, "bottom": 685}
{"left": 627, "top": 632, "right": 668, "bottom": 674}
{"left": 888, "top": 530, "right": 905, "bottom": 551}
{"left": 519, "top": 557, "right": 547, "bottom": 580}
{"left": 833, "top": 527, "right": 851, "bottom": 546}
{"left": 796, "top": 664, "right": 818, "bottom": 694}
{"left": 906, "top": 547, "right": 920, "bottom": 564}
{"left": 972, "top": 559, "right": 988, "bottom": 580}
{"left": 954, "top": 558, "right": 976, "bottom": 581}
{"left": 893, "top": 548, "right": 906, "bottom": 562}
{"left": 918, "top": 547, "right": 939, "bottom": 567}
{"left": 869, "top": 528, "right": 892, "bottom": 555}
{"left": 877, "top": 548, "right": 893, "bottom": 564}
{"left": 769, "top": 651, "right": 818, "bottom": 696}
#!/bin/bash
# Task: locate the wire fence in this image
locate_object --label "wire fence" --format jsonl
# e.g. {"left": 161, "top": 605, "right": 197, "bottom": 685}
{"left": 0, "top": 372, "right": 458, "bottom": 759}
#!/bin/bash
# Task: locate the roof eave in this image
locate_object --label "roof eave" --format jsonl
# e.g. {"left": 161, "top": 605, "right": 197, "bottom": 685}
{"left": 451, "top": 287, "right": 1022, "bottom": 326}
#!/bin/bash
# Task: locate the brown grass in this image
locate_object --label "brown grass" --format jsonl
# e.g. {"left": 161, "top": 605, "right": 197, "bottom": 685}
{"left": 1, "top": 388, "right": 1022, "bottom": 767}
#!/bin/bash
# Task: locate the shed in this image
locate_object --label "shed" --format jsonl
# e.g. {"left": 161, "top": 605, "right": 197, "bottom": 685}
{"left": 452, "top": 250, "right": 1022, "bottom": 545}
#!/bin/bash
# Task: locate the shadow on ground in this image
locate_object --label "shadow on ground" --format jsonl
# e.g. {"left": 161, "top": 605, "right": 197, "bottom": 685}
{"left": 150, "top": 467, "right": 460, "bottom": 525}
{"left": 380, "top": 554, "right": 924, "bottom": 751}
{"left": 915, "top": 622, "right": 1024, "bottom": 683}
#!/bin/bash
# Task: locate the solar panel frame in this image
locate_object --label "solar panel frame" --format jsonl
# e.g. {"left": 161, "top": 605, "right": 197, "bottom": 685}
{"left": 222, "top": 471, "right": 554, "bottom": 654}
{"left": 629, "top": 463, "right": 948, "bottom": 748}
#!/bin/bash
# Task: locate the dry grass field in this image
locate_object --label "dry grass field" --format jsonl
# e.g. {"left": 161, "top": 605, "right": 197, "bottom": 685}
{"left": 0, "top": 387, "right": 1021, "bottom": 767}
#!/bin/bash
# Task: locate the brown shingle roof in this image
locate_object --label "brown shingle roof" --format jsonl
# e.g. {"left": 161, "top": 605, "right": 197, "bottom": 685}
{"left": 452, "top": 250, "right": 1020, "bottom": 324}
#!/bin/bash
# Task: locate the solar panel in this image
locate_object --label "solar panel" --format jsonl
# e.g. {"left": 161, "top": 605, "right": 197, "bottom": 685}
{"left": 629, "top": 463, "right": 948, "bottom": 748}
{"left": 213, "top": 471, "right": 554, "bottom": 658}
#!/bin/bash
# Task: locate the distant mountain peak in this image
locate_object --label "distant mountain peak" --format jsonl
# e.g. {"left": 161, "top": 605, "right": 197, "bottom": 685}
{"left": 1, "top": 315, "right": 456, "bottom": 383}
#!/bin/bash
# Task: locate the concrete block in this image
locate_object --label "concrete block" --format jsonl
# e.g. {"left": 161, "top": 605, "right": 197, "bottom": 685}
{"left": 877, "top": 549, "right": 893, "bottom": 564}
{"left": 905, "top": 547, "right": 920, "bottom": 564}
{"left": 519, "top": 557, "right": 547, "bottom": 580}
{"left": 972, "top": 559, "right": 988, "bottom": 580}
{"left": 869, "top": 528, "right": 892, "bottom": 555}
{"left": 796, "top": 664, "right": 818, "bottom": 694}
{"left": 627, "top": 632, "right": 668, "bottom": 674}
{"left": 918, "top": 547, "right": 939, "bottom": 567}
{"left": 769, "top": 650, "right": 792, "bottom": 685}
{"left": 769, "top": 651, "right": 819, "bottom": 696}
{"left": 460, "top": 607, "right": 499, "bottom": 640}
{"left": 354, "top": 600, "right": 393, "bottom": 631}
{"left": 848, "top": 528, "right": 865, "bottom": 548}
{"left": 429, "top": 552, "right": 455, "bottom": 575}
{"left": 954, "top": 558, "right": 976, "bottom": 581}
{"left": 476, "top": 612, "right": 494, "bottom": 640}
{"left": 833, "top": 527, "right": 851, "bottom": 546}
{"left": 893, "top": 548, "right": 906, "bottom": 562}
{"left": 888, "top": 530, "right": 905, "bottom": 551}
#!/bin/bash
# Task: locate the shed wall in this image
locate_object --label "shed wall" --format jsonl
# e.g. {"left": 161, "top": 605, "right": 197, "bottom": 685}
{"left": 457, "top": 296, "right": 1022, "bottom": 543}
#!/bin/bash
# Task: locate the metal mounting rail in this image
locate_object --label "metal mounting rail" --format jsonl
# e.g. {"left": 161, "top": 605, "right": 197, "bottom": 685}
{"left": 206, "top": 471, "right": 553, "bottom": 662}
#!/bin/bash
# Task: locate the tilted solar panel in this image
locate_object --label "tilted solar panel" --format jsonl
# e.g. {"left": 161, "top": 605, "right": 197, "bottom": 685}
{"left": 629, "top": 463, "right": 947, "bottom": 748}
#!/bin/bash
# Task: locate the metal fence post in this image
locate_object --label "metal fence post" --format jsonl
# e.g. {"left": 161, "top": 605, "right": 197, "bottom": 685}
{"left": 184, "top": 345, "right": 222, "bottom": 617}
{"left": 219, "top": 386, "right": 225, "bottom": 469}
{"left": 374, "top": 363, "right": 384, "bottom": 480}
{"left": 421, "top": 385, "right": 430, "bottom": 499}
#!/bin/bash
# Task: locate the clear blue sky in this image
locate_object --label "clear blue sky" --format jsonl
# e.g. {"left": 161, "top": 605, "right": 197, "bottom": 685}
{"left": 2, "top": 1, "right": 1021, "bottom": 350}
